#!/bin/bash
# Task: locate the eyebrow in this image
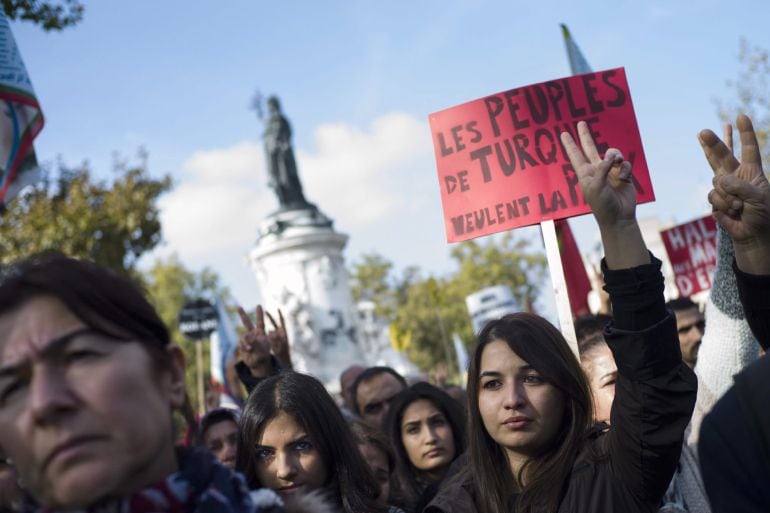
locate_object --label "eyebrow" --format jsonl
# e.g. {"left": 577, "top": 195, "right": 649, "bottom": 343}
{"left": 479, "top": 364, "right": 535, "bottom": 379}
{"left": 0, "top": 328, "right": 98, "bottom": 380}
{"left": 255, "top": 433, "right": 311, "bottom": 450}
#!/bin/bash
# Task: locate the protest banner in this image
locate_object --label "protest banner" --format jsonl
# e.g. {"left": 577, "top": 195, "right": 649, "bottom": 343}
{"left": 429, "top": 67, "right": 653, "bottom": 242}
{"left": 0, "top": 11, "right": 44, "bottom": 208}
{"left": 429, "top": 62, "right": 653, "bottom": 357}
{"left": 661, "top": 215, "right": 717, "bottom": 297}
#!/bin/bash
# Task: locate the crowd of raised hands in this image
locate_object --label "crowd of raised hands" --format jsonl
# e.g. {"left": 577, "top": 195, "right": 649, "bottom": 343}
{"left": 0, "top": 109, "right": 768, "bottom": 513}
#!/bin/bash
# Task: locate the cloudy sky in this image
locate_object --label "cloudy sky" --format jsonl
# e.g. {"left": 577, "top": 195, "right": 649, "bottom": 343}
{"left": 12, "top": 0, "right": 769, "bottom": 310}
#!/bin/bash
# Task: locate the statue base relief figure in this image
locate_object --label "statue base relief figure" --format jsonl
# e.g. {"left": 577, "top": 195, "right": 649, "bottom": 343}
{"left": 249, "top": 204, "right": 367, "bottom": 392}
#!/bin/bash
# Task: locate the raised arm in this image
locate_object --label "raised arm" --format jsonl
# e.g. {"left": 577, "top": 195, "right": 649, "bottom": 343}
{"left": 697, "top": 114, "right": 770, "bottom": 513}
{"left": 562, "top": 123, "right": 697, "bottom": 506}
{"left": 698, "top": 114, "right": 770, "bottom": 348}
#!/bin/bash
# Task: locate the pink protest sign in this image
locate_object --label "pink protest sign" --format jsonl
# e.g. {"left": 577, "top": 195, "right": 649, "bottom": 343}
{"left": 429, "top": 68, "right": 654, "bottom": 242}
{"left": 661, "top": 215, "right": 718, "bottom": 296}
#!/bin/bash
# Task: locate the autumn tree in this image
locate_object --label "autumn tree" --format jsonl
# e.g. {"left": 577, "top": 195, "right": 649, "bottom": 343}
{"left": 3, "top": 0, "right": 83, "bottom": 30}
{"left": 0, "top": 156, "right": 171, "bottom": 274}
{"left": 349, "top": 232, "right": 546, "bottom": 373}
{"left": 143, "top": 254, "right": 233, "bottom": 413}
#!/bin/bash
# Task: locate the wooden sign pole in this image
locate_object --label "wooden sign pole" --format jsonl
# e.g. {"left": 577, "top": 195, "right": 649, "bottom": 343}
{"left": 540, "top": 219, "right": 579, "bottom": 358}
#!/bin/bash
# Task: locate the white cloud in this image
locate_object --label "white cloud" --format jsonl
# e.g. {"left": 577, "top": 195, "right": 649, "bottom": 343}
{"left": 156, "top": 112, "right": 437, "bottom": 305}
{"left": 158, "top": 141, "right": 271, "bottom": 258}
{"left": 299, "top": 112, "right": 433, "bottom": 227}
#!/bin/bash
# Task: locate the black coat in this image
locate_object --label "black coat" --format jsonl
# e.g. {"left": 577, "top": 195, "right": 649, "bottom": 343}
{"left": 698, "top": 265, "right": 770, "bottom": 513}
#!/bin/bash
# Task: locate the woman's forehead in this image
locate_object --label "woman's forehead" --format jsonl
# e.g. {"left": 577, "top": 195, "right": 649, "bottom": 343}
{"left": 0, "top": 296, "right": 84, "bottom": 365}
{"left": 480, "top": 339, "right": 530, "bottom": 371}
{"left": 258, "top": 411, "right": 308, "bottom": 444}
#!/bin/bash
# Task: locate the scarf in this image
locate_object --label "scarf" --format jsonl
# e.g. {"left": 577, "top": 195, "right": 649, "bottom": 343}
{"left": 36, "top": 448, "right": 284, "bottom": 513}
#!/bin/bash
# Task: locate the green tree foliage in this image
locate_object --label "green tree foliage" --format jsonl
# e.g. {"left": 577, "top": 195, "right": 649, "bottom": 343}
{"left": 717, "top": 39, "right": 770, "bottom": 171}
{"left": 2, "top": 0, "right": 83, "bottom": 30}
{"left": 349, "top": 233, "right": 546, "bottom": 373}
{"left": 143, "top": 254, "right": 232, "bottom": 413}
{"left": 350, "top": 253, "right": 395, "bottom": 317}
{"left": 0, "top": 159, "right": 171, "bottom": 274}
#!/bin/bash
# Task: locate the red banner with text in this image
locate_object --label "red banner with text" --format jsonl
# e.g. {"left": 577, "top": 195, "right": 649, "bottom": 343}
{"left": 429, "top": 67, "right": 654, "bottom": 242}
{"left": 661, "top": 215, "right": 718, "bottom": 297}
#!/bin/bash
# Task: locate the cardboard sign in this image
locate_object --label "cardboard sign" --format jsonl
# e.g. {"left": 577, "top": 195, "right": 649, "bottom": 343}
{"left": 661, "top": 215, "right": 718, "bottom": 296}
{"left": 429, "top": 68, "right": 654, "bottom": 242}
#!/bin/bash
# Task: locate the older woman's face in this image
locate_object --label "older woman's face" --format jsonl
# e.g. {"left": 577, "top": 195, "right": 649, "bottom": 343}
{"left": 0, "top": 296, "right": 185, "bottom": 510}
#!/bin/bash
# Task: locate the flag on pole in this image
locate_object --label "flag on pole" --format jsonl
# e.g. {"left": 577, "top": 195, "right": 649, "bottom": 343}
{"left": 209, "top": 297, "right": 240, "bottom": 408}
{"left": 561, "top": 23, "right": 592, "bottom": 75}
{"left": 452, "top": 332, "right": 469, "bottom": 375}
{"left": 556, "top": 24, "right": 593, "bottom": 316}
{"left": 0, "top": 11, "right": 44, "bottom": 208}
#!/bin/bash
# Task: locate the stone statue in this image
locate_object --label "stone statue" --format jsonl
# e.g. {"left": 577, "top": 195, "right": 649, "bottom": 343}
{"left": 262, "top": 96, "right": 309, "bottom": 209}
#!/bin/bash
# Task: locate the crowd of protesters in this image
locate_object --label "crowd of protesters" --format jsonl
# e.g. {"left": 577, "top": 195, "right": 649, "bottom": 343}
{"left": 0, "top": 111, "right": 768, "bottom": 513}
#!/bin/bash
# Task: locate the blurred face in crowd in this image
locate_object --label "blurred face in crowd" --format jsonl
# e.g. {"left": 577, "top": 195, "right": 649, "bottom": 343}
{"left": 400, "top": 399, "right": 456, "bottom": 480}
{"left": 579, "top": 340, "right": 618, "bottom": 425}
{"left": 204, "top": 419, "right": 238, "bottom": 469}
{"left": 674, "top": 307, "right": 704, "bottom": 368}
{"left": 0, "top": 296, "right": 185, "bottom": 510}
{"left": 358, "top": 442, "right": 390, "bottom": 506}
{"left": 340, "top": 365, "right": 365, "bottom": 411}
{"left": 254, "top": 411, "right": 328, "bottom": 498}
{"left": 477, "top": 340, "right": 564, "bottom": 468}
{"left": 356, "top": 372, "right": 406, "bottom": 429}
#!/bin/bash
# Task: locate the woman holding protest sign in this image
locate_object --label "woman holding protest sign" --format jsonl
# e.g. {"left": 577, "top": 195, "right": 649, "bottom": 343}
{"left": 426, "top": 121, "right": 697, "bottom": 513}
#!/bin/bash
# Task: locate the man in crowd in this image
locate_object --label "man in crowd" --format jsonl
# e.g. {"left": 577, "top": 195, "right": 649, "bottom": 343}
{"left": 352, "top": 366, "right": 407, "bottom": 430}
{"left": 666, "top": 297, "right": 704, "bottom": 368}
{"left": 199, "top": 408, "right": 239, "bottom": 469}
{"left": 339, "top": 364, "right": 365, "bottom": 418}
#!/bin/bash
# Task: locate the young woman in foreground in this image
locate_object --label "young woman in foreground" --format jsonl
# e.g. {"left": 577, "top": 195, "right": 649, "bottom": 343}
{"left": 426, "top": 123, "right": 698, "bottom": 513}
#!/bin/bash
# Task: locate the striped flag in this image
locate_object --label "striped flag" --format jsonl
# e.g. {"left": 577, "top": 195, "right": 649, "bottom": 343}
{"left": 0, "top": 11, "right": 43, "bottom": 208}
{"left": 209, "top": 297, "right": 240, "bottom": 408}
{"left": 557, "top": 24, "right": 593, "bottom": 316}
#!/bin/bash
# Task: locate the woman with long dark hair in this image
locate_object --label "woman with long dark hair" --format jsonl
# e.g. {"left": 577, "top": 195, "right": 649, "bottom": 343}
{"left": 236, "top": 372, "right": 388, "bottom": 513}
{"left": 426, "top": 123, "right": 697, "bottom": 513}
{"left": 384, "top": 383, "right": 465, "bottom": 512}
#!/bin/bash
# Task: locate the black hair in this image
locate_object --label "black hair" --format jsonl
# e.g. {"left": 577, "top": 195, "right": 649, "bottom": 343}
{"left": 574, "top": 314, "right": 613, "bottom": 356}
{"left": 665, "top": 297, "right": 698, "bottom": 312}
{"left": 236, "top": 372, "right": 386, "bottom": 513}
{"left": 384, "top": 382, "right": 466, "bottom": 512}
{"left": 199, "top": 408, "right": 239, "bottom": 441}
{"left": 351, "top": 366, "right": 407, "bottom": 415}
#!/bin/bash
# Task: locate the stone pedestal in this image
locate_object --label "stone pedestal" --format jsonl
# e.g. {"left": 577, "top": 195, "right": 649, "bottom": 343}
{"left": 249, "top": 207, "right": 366, "bottom": 392}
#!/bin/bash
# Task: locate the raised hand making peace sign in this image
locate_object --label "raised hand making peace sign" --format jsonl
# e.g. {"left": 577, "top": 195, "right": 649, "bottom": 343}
{"left": 560, "top": 121, "right": 649, "bottom": 269}
{"left": 237, "top": 304, "right": 293, "bottom": 377}
{"left": 698, "top": 114, "right": 770, "bottom": 275}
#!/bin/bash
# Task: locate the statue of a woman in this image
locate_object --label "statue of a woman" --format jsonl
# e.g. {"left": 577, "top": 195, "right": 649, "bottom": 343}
{"left": 262, "top": 96, "right": 308, "bottom": 209}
